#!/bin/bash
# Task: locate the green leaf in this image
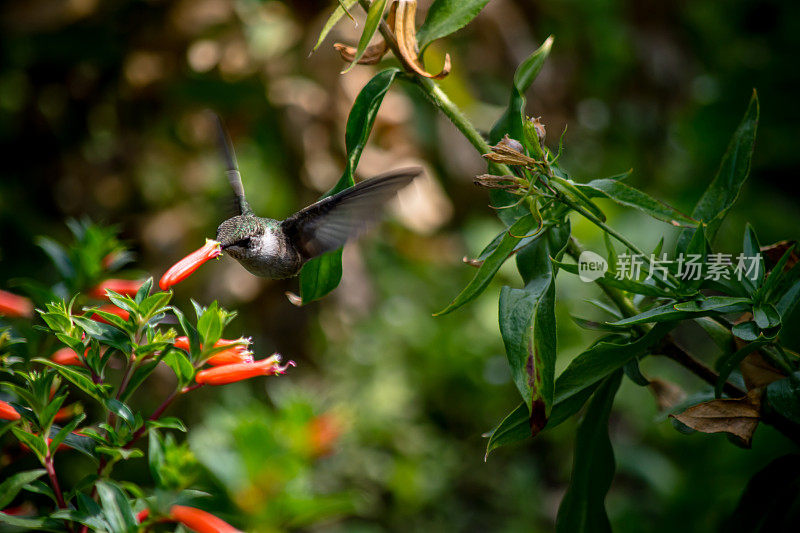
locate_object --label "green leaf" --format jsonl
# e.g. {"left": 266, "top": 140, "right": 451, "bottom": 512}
{"left": 553, "top": 260, "right": 673, "bottom": 298}
{"left": 753, "top": 303, "right": 781, "bottom": 329}
{"left": 576, "top": 178, "right": 696, "bottom": 227}
{"left": 761, "top": 245, "right": 797, "bottom": 302}
{"left": 73, "top": 315, "right": 131, "bottom": 353}
{"left": 171, "top": 306, "right": 200, "bottom": 357}
{"left": 417, "top": 0, "right": 491, "bottom": 50}
{"left": 550, "top": 175, "right": 607, "bottom": 222}
{"left": 12, "top": 427, "right": 48, "bottom": 460}
{"left": 484, "top": 402, "right": 529, "bottom": 459}
{"left": 146, "top": 417, "right": 187, "bottom": 432}
{"left": 196, "top": 301, "right": 223, "bottom": 347}
{"left": 741, "top": 224, "right": 764, "bottom": 292}
{"left": 134, "top": 278, "right": 153, "bottom": 304}
{"left": 36, "top": 359, "right": 109, "bottom": 403}
{"left": 300, "top": 68, "right": 400, "bottom": 304}
{"left": 342, "top": 0, "right": 389, "bottom": 73}
{"left": 677, "top": 91, "right": 759, "bottom": 253}
{"left": 49, "top": 413, "right": 86, "bottom": 454}
{"left": 765, "top": 373, "right": 800, "bottom": 425}
{"left": 777, "top": 278, "right": 800, "bottom": 319}
{"left": 673, "top": 296, "right": 752, "bottom": 313}
{"left": 95, "top": 480, "right": 137, "bottom": 533}
{"left": 36, "top": 236, "right": 75, "bottom": 281}
{"left": 0, "top": 469, "right": 46, "bottom": 509}
{"left": 499, "top": 237, "right": 557, "bottom": 433}
{"left": 312, "top": 0, "right": 358, "bottom": 53}
{"left": 435, "top": 214, "right": 540, "bottom": 315}
{"left": 119, "top": 360, "right": 160, "bottom": 402}
{"left": 732, "top": 321, "right": 760, "bottom": 342}
{"left": 554, "top": 323, "right": 674, "bottom": 408}
{"left": 105, "top": 399, "right": 135, "bottom": 428}
{"left": 555, "top": 370, "right": 622, "bottom": 533}
{"left": 715, "top": 341, "right": 766, "bottom": 397}
{"left": 163, "top": 351, "right": 195, "bottom": 387}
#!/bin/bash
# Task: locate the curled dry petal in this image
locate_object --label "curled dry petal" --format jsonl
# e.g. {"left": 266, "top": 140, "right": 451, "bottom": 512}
{"left": 0, "top": 289, "right": 33, "bottom": 318}
{"left": 159, "top": 239, "right": 222, "bottom": 290}
{"left": 89, "top": 279, "right": 143, "bottom": 299}
{"left": 333, "top": 41, "right": 389, "bottom": 64}
{"left": 393, "top": 0, "right": 450, "bottom": 79}
{"left": 194, "top": 354, "right": 294, "bottom": 386}
{"left": 670, "top": 390, "right": 762, "bottom": 447}
{"left": 51, "top": 347, "right": 86, "bottom": 367}
{"left": 0, "top": 399, "right": 21, "bottom": 421}
{"left": 169, "top": 505, "right": 242, "bottom": 533}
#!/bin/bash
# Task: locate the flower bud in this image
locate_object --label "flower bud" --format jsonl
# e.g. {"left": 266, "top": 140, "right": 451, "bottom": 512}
{"left": 169, "top": 505, "right": 242, "bottom": 533}
{"left": 0, "top": 289, "right": 33, "bottom": 318}
{"left": 497, "top": 135, "right": 524, "bottom": 153}
{"left": 194, "top": 354, "right": 294, "bottom": 385}
{"left": 0, "top": 399, "right": 20, "bottom": 421}
{"left": 523, "top": 116, "right": 546, "bottom": 159}
{"left": 159, "top": 239, "right": 222, "bottom": 290}
{"left": 89, "top": 279, "right": 143, "bottom": 299}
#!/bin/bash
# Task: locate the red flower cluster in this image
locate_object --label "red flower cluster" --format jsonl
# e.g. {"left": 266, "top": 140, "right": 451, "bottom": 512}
{"left": 89, "top": 278, "right": 143, "bottom": 299}
{"left": 173, "top": 336, "right": 254, "bottom": 366}
{"left": 137, "top": 505, "right": 242, "bottom": 532}
{"left": 159, "top": 239, "right": 222, "bottom": 290}
{"left": 51, "top": 347, "right": 86, "bottom": 367}
{"left": 194, "top": 354, "right": 294, "bottom": 386}
{"left": 0, "top": 399, "right": 20, "bottom": 421}
{"left": 0, "top": 289, "right": 33, "bottom": 318}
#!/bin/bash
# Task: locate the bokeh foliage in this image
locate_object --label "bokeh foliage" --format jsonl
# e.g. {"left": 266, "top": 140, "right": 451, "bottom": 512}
{"left": 2, "top": 0, "right": 800, "bottom": 531}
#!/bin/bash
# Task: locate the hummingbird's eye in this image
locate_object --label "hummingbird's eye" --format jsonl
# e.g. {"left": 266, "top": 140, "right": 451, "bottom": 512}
{"left": 235, "top": 237, "right": 251, "bottom": 248}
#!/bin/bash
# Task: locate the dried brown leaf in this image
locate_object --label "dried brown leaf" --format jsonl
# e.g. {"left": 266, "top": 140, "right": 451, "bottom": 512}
{"left": 671, "top": 390, "right": 762, "bottom": 447}
{"left": 393, "top": 0, "right": 450, "bottom": 79}
{"left": 740, "top": 351, "right": 786, "bottom": 390}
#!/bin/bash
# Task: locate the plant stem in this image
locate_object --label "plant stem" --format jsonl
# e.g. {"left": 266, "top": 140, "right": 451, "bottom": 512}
{"left": 45, "top": 451, "right": 74, "bottom": 533}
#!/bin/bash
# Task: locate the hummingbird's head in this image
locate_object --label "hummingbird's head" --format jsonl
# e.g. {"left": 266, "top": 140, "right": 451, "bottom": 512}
{"left": 215, "top": 215, "right": 264, "bottom": 254}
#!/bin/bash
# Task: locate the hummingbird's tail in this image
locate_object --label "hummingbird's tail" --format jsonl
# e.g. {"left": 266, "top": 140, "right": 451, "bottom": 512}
{"left": 214, "top": 115, "right": 254, "bottom": 216}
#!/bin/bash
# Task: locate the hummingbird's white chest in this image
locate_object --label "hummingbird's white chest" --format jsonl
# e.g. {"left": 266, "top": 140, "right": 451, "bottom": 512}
{"left": 225, "top": 226, "right": 304, "bottom": 279}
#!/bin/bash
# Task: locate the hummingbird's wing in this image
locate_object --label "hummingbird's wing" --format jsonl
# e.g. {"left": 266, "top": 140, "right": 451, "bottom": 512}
{"left": 282, "top": 167, "right": 422, "bottom": 258}
{"left": 215, "top": 115, "right": 254, "bottom": 216}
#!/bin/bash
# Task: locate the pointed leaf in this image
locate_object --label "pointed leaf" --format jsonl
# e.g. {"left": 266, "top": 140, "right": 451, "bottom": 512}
{"left": 576, "top": 178, "right": 696, "bottom": 227}
{"left": 555, "top": 370, "right": 622, "bottom": 533}
{"left": 677, "top": 91, "right": 759, "bottom": 253}
{"left": 342, "top": 0, "right": 390, "bottom": 72}
{"left": 417, "top": 0, "right": 491, "bottom": 50}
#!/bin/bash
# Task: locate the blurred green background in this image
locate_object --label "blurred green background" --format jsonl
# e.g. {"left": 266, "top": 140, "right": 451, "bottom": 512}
{"left": 1, "top": 0, "right": 799, "bottom": 531}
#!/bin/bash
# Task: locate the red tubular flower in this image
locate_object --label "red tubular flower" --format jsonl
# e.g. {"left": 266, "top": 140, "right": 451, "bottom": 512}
{"left": 0, "top": 400, "right": 20, "bottom": 421}
{"left": 173, "top": 336, "right": 253, "bottom": 366}
{"left": 159, "top": 239, "right": 222, "bottom": 290}
{"left": 169, "top": 505, "right": 242, "bottom": 533}
{"left": 51, "top": 347, "right": 86, "bottom": 367}
{"left": 194, "top": 354, "right": 294, "bottom": 386}
{"left": 89, "top": 279, "right": 143, "bottom": 299}
{"left": 137, "top": 508, "right": 150, "bottom": 523}
{"left": 0, "top": 289, "right": 33, "bottom": 318}
{"left": 91, "top": 304, "right": 130, "bottom": 324}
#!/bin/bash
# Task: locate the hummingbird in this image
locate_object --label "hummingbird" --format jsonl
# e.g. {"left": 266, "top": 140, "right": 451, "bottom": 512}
{"left": 213, "top": 118, "right": 421, "bottom": 279}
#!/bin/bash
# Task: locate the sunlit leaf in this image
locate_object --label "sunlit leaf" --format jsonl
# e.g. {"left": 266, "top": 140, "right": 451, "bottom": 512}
{"left": 417, "top": 0, "right": 491, "bottom": 50}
